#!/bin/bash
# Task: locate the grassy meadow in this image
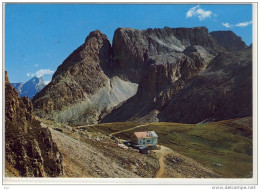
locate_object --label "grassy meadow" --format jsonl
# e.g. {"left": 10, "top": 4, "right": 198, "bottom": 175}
{"left": 87, "top": 117, "right": 252, "bottom": 178}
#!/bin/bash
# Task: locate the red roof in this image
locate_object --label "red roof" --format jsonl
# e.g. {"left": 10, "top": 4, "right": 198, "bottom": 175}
{"left": 133, "top": 131, "right": 153, "bottom": 139}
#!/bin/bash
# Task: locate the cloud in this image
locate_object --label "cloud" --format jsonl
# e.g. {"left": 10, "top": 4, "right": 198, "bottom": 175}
{"left": 221, "top": 20, "right": 253, "bottom": 28}
{"left": 35, "top": 69, "right": 54, "bottom": 77}
{"left": 186, "top": 5, "right": 212, "bottom": 21}
{"left": 34, "top": 64, "right": 39, "bottom": 67}
{"left": 236, "top": 21, "right": 252, "bottom": 27}
{"left": 196, "top": 8, "right": 212, "bottom": 21}
{"left": 186, "top": 5, "right": 200, "bottom": 18}
{"left": 222, "top": 23, "right": 231, "bottom": 28}
{"left": 26, "top": 69, "right": 55, "bottom": 78}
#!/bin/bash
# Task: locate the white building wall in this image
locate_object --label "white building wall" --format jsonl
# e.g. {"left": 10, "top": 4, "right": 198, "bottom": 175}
{"left": 137, "top": 137, "right": 157, "bottom": 145}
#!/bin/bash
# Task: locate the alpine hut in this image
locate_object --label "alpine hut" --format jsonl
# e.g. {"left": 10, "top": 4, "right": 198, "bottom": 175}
{"left": 131, "top": 131, "right": 158, "bottom": 148}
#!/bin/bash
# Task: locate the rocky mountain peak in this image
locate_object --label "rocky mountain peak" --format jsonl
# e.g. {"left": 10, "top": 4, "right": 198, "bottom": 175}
{"left": 28, "top": 76, "right": 45, "bottom": 89}
{"left": 30, "top": 76, "right": 43, "bottom": 83}
{"left": 111, "top": 26, "right": 222, "bottom": 83}
{"left": 210, "top": 30, "right": 247, "bottom": 51}
{"left": 33, "top": 29, "right": 139, "bottom": 125}
{"left": 52, "top": 30, "right": 111, "bottom": 80}
{"left": 11, "top": 76, "right": 46, "bottom": 99}
{"left": 85, "top": 30, "right": 109, "bottom": 42}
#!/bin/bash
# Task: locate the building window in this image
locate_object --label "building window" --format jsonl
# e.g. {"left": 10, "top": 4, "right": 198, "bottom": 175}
{"left": 147, "top": 140, "right": 151, "bottom": 143}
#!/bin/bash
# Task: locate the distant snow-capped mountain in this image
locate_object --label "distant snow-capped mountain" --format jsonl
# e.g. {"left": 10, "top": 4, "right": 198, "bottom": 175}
{"left": 11, "top": 77, "right": 46, "bottom": 99}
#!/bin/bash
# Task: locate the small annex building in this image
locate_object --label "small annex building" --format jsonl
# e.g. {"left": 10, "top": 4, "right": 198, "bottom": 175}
{"left": 131, "top": 131, "right": 158, "bottom": 147}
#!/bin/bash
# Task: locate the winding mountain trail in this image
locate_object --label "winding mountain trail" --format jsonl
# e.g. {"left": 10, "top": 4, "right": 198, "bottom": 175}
{"left": 108, "top": 124, "right": 174, "bottom": 177}
{"left": 109, "top": 124, "right": 149, "bottom": 137}
{"left": 154, "top": 146, "right": 174, "bottom": 178}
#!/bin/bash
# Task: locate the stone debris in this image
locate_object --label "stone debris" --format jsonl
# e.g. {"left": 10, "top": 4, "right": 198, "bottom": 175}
{"left": 118, "top": 143, "right": 128, "bottom": 150}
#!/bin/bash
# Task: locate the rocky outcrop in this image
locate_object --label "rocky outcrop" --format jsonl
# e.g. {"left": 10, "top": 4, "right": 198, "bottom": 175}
{"left": 101, "top": 27, "right": 221, "bottom": 123}
{"left": 32, "top": 30, "right": 112, "bottom": 123}
{"left": 5, "top": 71, "right": 63, "bottom": 177}
{"left": 210, "top": 31, "right": 247, "bottom": 51}
{"left": 112, "top": 27, "right": 222, "bottom": 83}
{"left": 158, "top": 47, "right": 252, "bottom": 123}
{"left": 102, "top": 47, "right": 252, "bottom": 124}
{"left": 103, "top": 27, "right": 221, "bottom": 122}
{"left": 138, "top": 45, "right": 215, "bottom": 101}
{"left": 33, "top": 30, "right": 138, "bottom": 125}
{"left": 101, "top": 29, "right": 252, "bottom": 124}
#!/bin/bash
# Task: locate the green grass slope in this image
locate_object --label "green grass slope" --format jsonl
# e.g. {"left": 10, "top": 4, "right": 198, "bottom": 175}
{"left": 88, "top": 117, "right": 252, "bottom": 178}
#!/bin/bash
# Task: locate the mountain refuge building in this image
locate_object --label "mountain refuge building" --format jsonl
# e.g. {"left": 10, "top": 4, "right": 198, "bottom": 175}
{"left": 131, "top": 131, "right": 158, "bottom": 147}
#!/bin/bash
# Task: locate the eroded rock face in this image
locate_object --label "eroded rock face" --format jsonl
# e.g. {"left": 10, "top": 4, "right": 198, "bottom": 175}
{"left": 5, "top": 71, "right": 63, "bottom": 177}
{"left": 33, "top": 30, "right": 111, "bottom": 116}
{"left": 33, "top": 30, "right": 138, "bottom": 125}
{"left": 33, "top": 31, "right": 112, "bottom": 122}
{"left": 112, "top": 27, "right": 222, "bottom": 83}
{"left": 158, "top": 47, "right": 252, "bottom": 123}
{"left": 101, "top": 28, "right": 252, "bottom": 124}
{"left": 101, "top": 27, "right": 222, "bottom": 123}
{"left": 210, "top": 30, "right": 247, "bottom": 51}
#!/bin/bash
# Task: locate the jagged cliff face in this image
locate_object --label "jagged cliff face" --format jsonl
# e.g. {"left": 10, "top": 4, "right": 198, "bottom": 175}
{"left": 33, "top": 27, "right": 252, "bottom": 125}
{"left": 33, "top": 31, "right": 111, "bottom": 119}
{"left": 101, "top": 27, "right": 222, "bottom": 123}
{"left": 101, "top": 28, "right": 252, "bottom": 124}
{"left": 210, "top": 31, "right": 247, "bottom": 51}
{"left": 112, "top": 27, "right": 222, "bottom": 83}
{"left": 33, "top": 30, "right": 138, "bottom": 125}
{"left": 5, "top": 71, "right": 63, "bottom": 177}
{"left": 158, "top": 47, "right": 252, "bottom": 123}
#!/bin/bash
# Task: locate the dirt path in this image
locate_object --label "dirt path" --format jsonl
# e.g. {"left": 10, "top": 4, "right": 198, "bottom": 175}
{"left": 109, "top": 124, "right": 174, "bottom": 178}
{"left": 153, "top": 145, "right": 173, "bottom": 178}
{"left": 109, "top": 124, "right": 149, "bottom": 137}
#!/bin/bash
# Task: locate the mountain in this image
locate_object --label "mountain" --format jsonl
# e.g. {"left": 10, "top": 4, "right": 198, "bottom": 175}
{"left": 111, "top": 27, "right": 222, "bottom": 83}
{"left": 101, "top": 29, "right": 252, "bottom": 123}
{"left": 158, "top": 47, "right": 252, "bottom": 123}
{"left": 210, "top": 30, "right": 248, "bottom": 51}
{"left": 32, "top": 27, "right": 252, "bottom": 125}
{"left": 11, "top": 76, "right": 46, "bottom": 99}
{"left": 5, "top": 71, "right": 63, "bottom": 177}
{"left": 11, "top": 82, "right": 23, "bottom": 94}
{"left": 33, "top": 30, "right": 138, "bottom": 125}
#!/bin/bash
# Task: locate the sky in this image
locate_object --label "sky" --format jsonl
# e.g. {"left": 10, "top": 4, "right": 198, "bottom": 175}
{"left": 5, "top": 4, "right": 253, "bottom": 83}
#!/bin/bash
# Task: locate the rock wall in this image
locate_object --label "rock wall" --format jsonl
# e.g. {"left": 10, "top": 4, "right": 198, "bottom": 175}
{"left": 159, "top": 47, "right": 252, "bottom": 123}
{"left": 101, "top": 29, "right": 251, "bottom": 124}
{"left": 112, "top": 27, "right": 221, "bottom": 83}
{"left": 33, "top": 30, "right": 138, "bottom": 125}
{"left": 5, "top": 71, "right": 63, "bottom": 177}
{"left": 210, "top": 30, "right": 247, "bottom": 51}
